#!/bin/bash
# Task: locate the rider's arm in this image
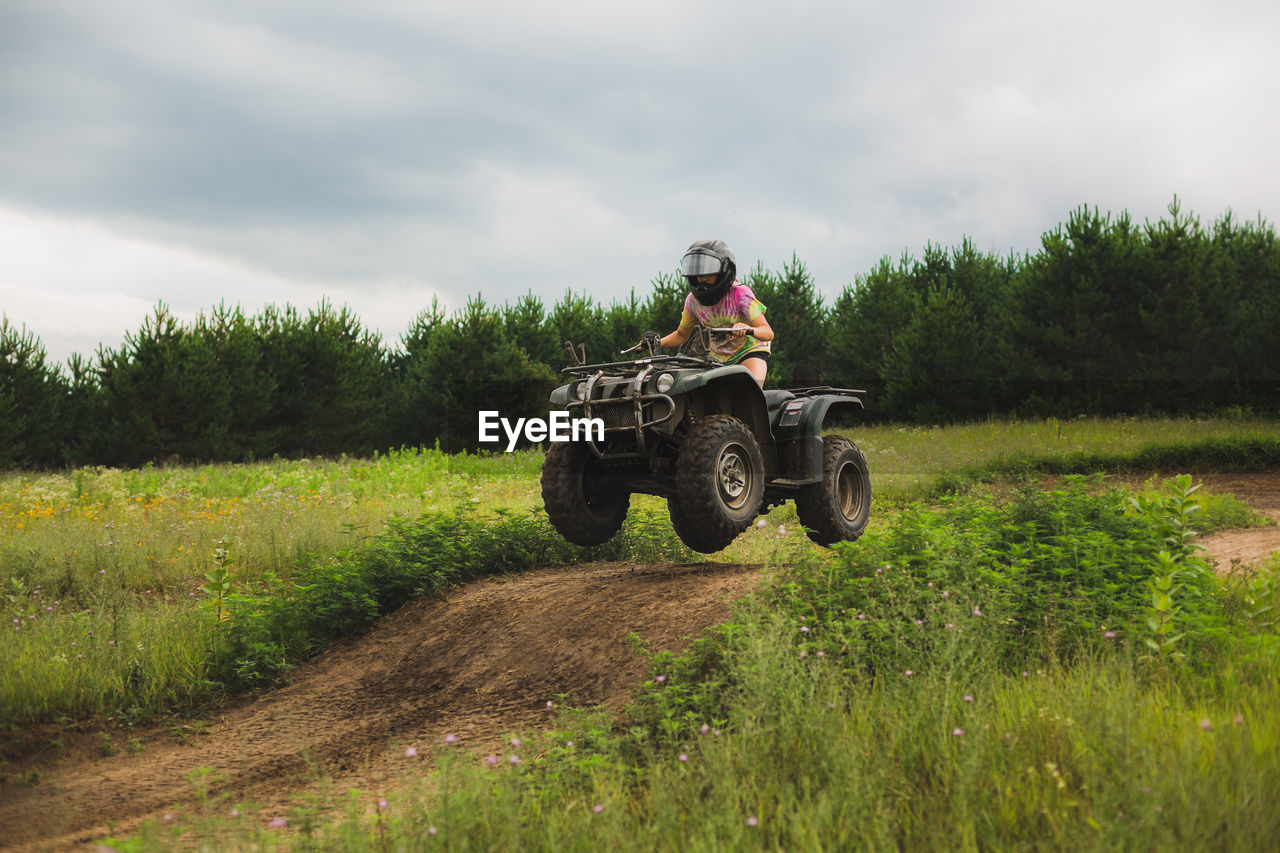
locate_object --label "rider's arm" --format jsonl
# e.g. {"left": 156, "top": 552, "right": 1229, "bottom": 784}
{"left": 660, "top": 326, "right": 691, "bottom": 349}
{"left": 731, "top": 314, "right": 774, "bottom": 341}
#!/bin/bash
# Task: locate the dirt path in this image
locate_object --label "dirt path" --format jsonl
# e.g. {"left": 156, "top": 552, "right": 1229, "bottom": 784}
{"left": 0, "top": 561, "right": 762, "bottom": 851}
{"left": 1193, "top": 473, "right": 1280, "bottom": 570}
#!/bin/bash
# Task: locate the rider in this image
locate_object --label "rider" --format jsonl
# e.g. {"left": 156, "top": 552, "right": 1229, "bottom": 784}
{"left": 658, "top": 238, "right": 774, "bottom": 387}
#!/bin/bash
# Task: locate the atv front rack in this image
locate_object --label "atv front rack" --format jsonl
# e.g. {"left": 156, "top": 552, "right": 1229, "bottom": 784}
{"left": 559, "top": 353, "right": 711, "bottom": 377}
{"left": 563, "top": 363, "right": 679, "bottom": 458}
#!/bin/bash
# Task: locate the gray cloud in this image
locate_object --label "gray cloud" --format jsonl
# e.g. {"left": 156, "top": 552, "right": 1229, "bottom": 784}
{"left": 2, "top": 0, "right": 1278, "bottom": 362}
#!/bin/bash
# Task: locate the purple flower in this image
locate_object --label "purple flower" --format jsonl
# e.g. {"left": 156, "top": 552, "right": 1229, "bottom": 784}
{"left": 952, "top": 728, "right": 964, "bottom": 737}
{"left": 404, "top": 746, "right": 419, "bottom": 758}
{"left": 484, "top": 755, "right": 498, "bottom": 766}
{"left": 963, "top": 695, "right": 974, "bottom": 703}
{"left": 593, "top": 804, "right": 605, "bottom": 813}
{"left": 655, "top": 675, "right": 666, "bottom": 683}
{"left": 1200, "top": 718, "right": 1212, "bottom": 732}
{"left": 904, "top": 670, "right": 914, "bottom": 678}
{"left": 747, "top": 816, "right": 760, "bottom": 827}
{"left": 1234, "top": 714, "right": 1245, "bottom": 726}
{"left": 269, "top": 817, "right": 287, "bottom": 829}
{"left": 510, "top": 737, "right": 523, "bottom": 748}
{"left": 800, "top": 626, "right": 810, "bottom": 634}
{"left": 442, "top": 733, "right": 459, "bottom": 744}
{"left": 546, "top": 700, "right": 555, "bottom": 709}
{"left": 971, "top": 607, "right": 983, "bottom": 617}
{"left": 1104, "top": 630, "right": 1117, "bottom": 639}
{"left": 678, "top": 753, "right": 688, "bottom": 762}
{"left": 378, "top": 798, "right": 389, "bottom": 811}
{"left": 700, "top": 724, "right": 711, "bottom": 735}
{"left": 509, "top": 755, "right": 521, "bottom": 765}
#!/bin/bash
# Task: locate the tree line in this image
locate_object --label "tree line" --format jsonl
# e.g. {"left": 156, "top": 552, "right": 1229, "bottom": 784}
{"left": 3, "top": 199, "right": 1278, "bottom": 469}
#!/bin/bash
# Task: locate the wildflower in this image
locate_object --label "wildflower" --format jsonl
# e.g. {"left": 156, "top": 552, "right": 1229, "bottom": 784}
{"left": 269, "top": 817, "right": 287, "bottom": 829}
{"left": 510, "top": 737, "right": 522, "bottom": 748}
{"left": 1104, "top": 630, "right": 1117, "bottom": 639}
{"left": 756, "top": 519, "right": 767, "bottom": 529}
{"left": 404, "top": 746, "right": 419, "bottom": 758}
{"left": 700, "top": 724, "right": 711, "bottom": 735}
{"left": 816, "top": 650, "right": 825, "bottom": 658}
{"left": 1200, "top": 718, "right": 1212, "bottom": 732}
{"left": 546, "top": 700, "right": 555, "bottom": 709}
{"left": 678, "top": 754, "right": 688, "bottom": 762}
{"left": 593, "top": 804, "right": 605, "bottom": 814}
{"left": 163, "top": 812, "right": 175, "bottom": 824}
{"left": 747, "top": 816, "right": 760, "bottom": 827}
{"left": 229, "top": 808, "right": 241, "bottom": 818}
{"left": 800, "top": 625, "right": 809, "bottom": 633}
{"left": 952, "top": 728, "right": 964, "bottom": 736}
{"left": 963, "top": 695, "right": 974, "bottom": 703}
{"left": 442, "top": 733, "right": 459, "bottom": 744}
{"left": 777, "top": 524, "right": 787, "bottom": 536}
{"left": 972, "top": 607, "right": 983, "bottom": 617}
{"left": 904, "top": 670, "right": 914, "bottom": 678}
{"left": 509, "top": 755, "right": 521, "bottom": 765}
{"left": 655, "top": 675, "right": 666, "bottom": 683}
{"left": 914, "top": 619, "right": 923, "bottom": 626}
{"left": 378, "top": 798, "right": 389, "bottom": 811}
{"left": 428, "top": 826, "right": 437, "bottom": 836}
{"left": 941, "top": 590, "right": 949, "bottom": 599}
{"left": 485, "top": 755, "right": 498, "bottom": 765}
{"left": 1235, "top": 714, "right": 1245, "bottom": 726}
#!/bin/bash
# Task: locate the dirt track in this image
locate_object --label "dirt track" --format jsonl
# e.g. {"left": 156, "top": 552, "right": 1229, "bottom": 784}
{"left": 0, "top": 561, "right": 762, "bottom": 850}
{"left": 2, "top": 473, "right": 1278, "bottom": 851}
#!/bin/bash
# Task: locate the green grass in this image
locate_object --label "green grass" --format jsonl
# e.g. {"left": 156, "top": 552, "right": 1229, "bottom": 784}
{"left": 5, "top": 416, "right": 1279, "bottom": 849}
{"left": 854, "top": 414, "right": 1280, "bottom": 502}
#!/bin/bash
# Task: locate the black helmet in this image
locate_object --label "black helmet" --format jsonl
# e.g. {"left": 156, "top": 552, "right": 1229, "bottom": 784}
{"left": 681, "top": 238, "right": 737, "bottom": 305}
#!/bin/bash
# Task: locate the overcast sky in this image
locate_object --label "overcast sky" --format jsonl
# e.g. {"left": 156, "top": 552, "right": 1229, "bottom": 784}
{"left": 2, "top": 0, "right": 1277, "bottom": 365}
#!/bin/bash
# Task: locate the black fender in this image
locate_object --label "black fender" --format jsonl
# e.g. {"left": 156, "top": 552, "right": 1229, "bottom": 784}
{"left": 670, "top": 366, "right": 777, "bottom": 478}
{"left": 770, "top": 393, "right": 864, "bottom": 485}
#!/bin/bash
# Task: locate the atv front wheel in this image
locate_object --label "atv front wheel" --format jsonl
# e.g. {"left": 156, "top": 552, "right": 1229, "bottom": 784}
{"left": 795, "top": 435, "right": 871, "bottom": 546}
{"left": 541, "top": 441, "right": 630, "bottom": 546}
{"left": 673, "top": 415, "right": 764, "bottom": 552}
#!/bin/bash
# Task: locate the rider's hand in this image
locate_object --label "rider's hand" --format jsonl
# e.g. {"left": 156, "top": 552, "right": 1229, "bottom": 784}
{"left": 642, "top": 330, "right": 663, "bottom": 354}
{"left": 729, "top": 323, "right": 752, "bottom": 338}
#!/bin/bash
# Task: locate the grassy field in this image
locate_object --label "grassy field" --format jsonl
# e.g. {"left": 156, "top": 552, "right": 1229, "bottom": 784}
{"left": 3, "top": 416, "right": 1280, "bottom": 850}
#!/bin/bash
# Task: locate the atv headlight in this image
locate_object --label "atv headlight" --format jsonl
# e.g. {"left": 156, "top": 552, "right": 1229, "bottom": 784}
{"left": 655, "top": 372, "right": 675, "bottom": 393}
{"left": 575, "top": 381, "right": 589, "bottom": 401}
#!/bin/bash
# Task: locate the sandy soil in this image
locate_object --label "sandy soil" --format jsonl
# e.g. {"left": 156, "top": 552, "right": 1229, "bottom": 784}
{"left": 2, "top": 472, "right": 1277, "bottom": 850}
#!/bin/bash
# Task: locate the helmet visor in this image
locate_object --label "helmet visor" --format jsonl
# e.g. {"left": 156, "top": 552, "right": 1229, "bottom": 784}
{"left": 681, "top": 251, "right": 723, "bottom": 277}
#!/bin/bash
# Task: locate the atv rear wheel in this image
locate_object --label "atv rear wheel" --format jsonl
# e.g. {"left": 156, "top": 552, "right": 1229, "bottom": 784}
{"left": 541, "top": 441, "right": 630, "bottom": 546}
{"left": 795, "top": 435, "right": 871, "bottom": 546}
{"left": 673, "top": 415, "right": 764, "bottom": 552}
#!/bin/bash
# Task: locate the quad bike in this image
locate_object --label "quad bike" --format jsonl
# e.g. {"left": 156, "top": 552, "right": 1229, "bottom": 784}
{"left": 540, "top": 327, "right": 872, "bottom": 553}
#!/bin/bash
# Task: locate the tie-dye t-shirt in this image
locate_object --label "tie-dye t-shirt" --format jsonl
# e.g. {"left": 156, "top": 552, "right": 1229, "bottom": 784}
{"left": 677, "top": 281, "right": 770, "bottom": 363}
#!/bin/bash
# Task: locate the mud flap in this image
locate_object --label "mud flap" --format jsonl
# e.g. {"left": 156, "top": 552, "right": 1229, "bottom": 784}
{"left": 774, "top": 435, "right": 823, "bottom": 485}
